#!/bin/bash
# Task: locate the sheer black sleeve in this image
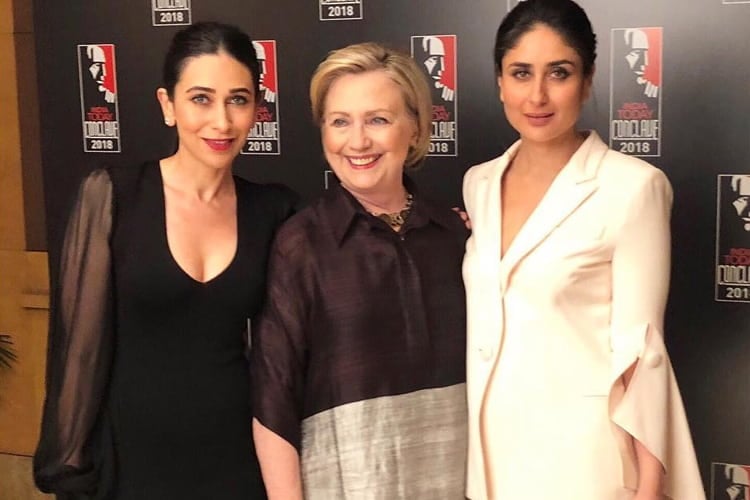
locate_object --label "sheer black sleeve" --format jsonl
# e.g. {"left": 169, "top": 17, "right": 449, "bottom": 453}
{"left": 34, "top": 169, "right": 115, "bottom": 497}
{"left": 251, "top": 221, "right": 314, "bottom": 452}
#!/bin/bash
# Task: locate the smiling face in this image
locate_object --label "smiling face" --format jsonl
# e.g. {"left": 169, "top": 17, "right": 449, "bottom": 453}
{"left": 158, "top": 50, "right": 256, "bottom": 171}
{"left": 498, "top": 23, "right": 592, "bottom": 147}
{"left": 321, "top": 70, "right": 417, "bottom": 200}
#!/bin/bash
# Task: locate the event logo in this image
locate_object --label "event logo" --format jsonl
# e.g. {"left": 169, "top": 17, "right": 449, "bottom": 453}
{"left": 152, "top": 0, "right": 191, "bottom": 26}
{"left": 610, "top": 27, "right": 662, "bottom": 157}
{"left": 715, "top": 175, "right": 750, "bottom": 302}
{"left": 319, "top": 0, "right": 362, "bottom": 21}
{"left": 243, "top": 40, "right": 280, "bottom": 155}
{"left": 411, "top": 34, "right": 458, "bottom": 157}
{"left": 77, "top": 44, "right": 120, "bottom": 153}
{"left": 712, "top": 463, "right": 750, "bottom": 500}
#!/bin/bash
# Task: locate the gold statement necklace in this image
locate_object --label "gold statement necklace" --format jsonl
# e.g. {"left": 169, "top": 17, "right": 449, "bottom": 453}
{"left": 372, "top": 193, "right": 414, "bottom": 230}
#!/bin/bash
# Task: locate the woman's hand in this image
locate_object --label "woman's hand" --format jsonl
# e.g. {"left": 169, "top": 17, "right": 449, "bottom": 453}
{"left": 452, "top": 206, "right": 472, "bottom": 230}
{"left": 617, "top": 488, "right": 666, "bottom": 500}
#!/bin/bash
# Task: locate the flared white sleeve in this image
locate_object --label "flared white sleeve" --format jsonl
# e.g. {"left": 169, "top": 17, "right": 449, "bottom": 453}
{"left": 608, "top": 168, "right": 705, "bottom": 499}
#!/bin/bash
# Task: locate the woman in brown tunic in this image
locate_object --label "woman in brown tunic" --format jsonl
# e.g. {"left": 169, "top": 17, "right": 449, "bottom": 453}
{"left": 252, "top": 43, "right": 469, "bottom": 500}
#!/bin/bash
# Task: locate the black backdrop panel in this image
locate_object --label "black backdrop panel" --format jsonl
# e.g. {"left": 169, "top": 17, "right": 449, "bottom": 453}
{"left": 34, "top": 1, "right": 750, "bottom": 495}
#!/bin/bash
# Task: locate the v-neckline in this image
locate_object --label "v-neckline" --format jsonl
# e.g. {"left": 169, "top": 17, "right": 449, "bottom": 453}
{"left": 499, "top": 160, "right": 564, "bottom": 259}
{"left": 497, "top": 132, "right": 596, "bottom": 267}
{"left": 156, "top": 163, "right": 240, "bottom": 286}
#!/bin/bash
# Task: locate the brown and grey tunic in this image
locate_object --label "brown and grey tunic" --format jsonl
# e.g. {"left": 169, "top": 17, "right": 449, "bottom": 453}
{"left": 252, "top": 179, "right": 468, "bottom": 499}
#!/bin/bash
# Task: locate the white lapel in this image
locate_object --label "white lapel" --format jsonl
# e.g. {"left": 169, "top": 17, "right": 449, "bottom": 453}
{"left": 470, "top": 141, "right": 520, "bottom": 270}
{"left": 499, "top": 132, "right": 608, "bottom": 290}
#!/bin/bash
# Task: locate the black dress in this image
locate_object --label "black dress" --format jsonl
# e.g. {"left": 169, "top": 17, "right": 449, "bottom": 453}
{"left": 34, "top": 162, "right": 296, "bottom": 500}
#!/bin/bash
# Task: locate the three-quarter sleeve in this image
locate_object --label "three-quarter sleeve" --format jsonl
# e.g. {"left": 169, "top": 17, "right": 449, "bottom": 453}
{"left": 607, "top": 168, "right": 705, "bottom": 499}
{"left": 34, "top": 169, "right": 115, "bottom": 497}
{"left": 252, "top": 228, "right": 312, "bottom": 451}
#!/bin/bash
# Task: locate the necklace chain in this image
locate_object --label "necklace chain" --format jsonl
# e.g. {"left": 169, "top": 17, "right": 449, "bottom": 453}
{"left": 372, "top": 193, "right": 413, "bottom": 230}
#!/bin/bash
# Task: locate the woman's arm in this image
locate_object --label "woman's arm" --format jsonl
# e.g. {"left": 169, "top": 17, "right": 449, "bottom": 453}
{"left": 252, "top": 224, "right": 311, "bottom": 499}
{"left": 610, "top": 167, "right": 672, "bottom": 498}
{"left": 253, "top": 419, "right": 303, "bottom": 500}
{"left": 622, "top": 366, "right": 665, "bottom": 498}
{"left": 34, "top": 169, "right": 115, "bottom": 496}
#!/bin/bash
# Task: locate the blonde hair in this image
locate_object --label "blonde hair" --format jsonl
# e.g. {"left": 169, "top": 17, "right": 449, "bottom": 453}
{"left": 310, "top": 42, "right": 432, "bottom": 169}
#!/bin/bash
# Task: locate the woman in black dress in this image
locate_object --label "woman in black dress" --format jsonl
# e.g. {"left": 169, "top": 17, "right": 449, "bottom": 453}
{"left": 34, "top": 22, "right": 295, "bottom": 500}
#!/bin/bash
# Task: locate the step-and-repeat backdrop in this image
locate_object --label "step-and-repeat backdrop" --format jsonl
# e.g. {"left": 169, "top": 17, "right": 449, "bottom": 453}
{"left": 33, "top": 1, "right": 750, "bottom": 497}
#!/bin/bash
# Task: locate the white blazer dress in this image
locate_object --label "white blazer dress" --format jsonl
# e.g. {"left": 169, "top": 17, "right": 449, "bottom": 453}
{"left": 462, "top": 131, "right": 705, "bottom": 500}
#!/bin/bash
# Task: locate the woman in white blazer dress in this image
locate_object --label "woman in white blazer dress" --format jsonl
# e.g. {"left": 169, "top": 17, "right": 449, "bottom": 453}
{"left": 462, "top": 1, "right": 705, "bottom": 499}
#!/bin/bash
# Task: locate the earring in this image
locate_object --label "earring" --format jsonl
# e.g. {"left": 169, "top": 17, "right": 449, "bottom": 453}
{"left": 164, "top": 118, "right": 173, "bottom": 126}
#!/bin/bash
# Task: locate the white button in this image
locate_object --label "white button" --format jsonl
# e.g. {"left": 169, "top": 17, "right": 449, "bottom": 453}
{"left": 479, "top": 346, "right": 493, "bottom": 361}
{"left": 644, "top": 352, "right": 663, "bottom": 368}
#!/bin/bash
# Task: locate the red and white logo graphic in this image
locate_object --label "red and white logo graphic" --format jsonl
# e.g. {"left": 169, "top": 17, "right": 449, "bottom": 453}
{"left": 411, "top": 34, "right": 458, "bottom": 157}
{"left": 712, "top": 463, "right": 750, "bottom": 500}
{"left": 623, "top": 28, "right": 661, "bottom": 98}
{"left": 244, "top": 40, "right": 280, "bottom": 155}
{"left": 418, "top": 35, "right": 456, "bottom": 103}
{"left": 78, "top": 44, "right": 120, "bottom": 152}
{"left": 254, "top": 40, "right": 277, "bottom": 104}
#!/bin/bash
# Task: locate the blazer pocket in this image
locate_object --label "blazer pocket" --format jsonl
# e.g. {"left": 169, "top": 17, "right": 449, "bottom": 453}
{"left": 546, "top": 224, "right": 607, "bottom": 256}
